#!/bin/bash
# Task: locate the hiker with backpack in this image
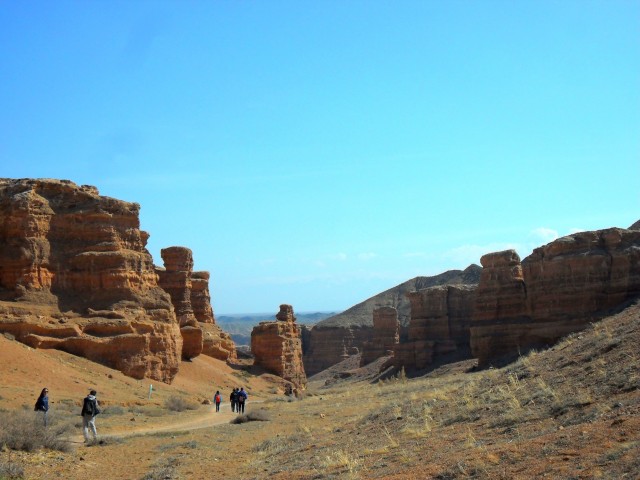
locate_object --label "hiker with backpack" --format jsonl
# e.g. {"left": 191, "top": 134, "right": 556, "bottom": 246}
{"left": 34, "top": 387, "right": 49, "bottom": 427}
{"left": 236, "top": 387, "right": 247, "bottom": 414}
{"left": 214, "top": 390, "right": 221, "bottom": 412}
{"left": 230, "top": 388, "right": 238, "bottom": 413}
{"left": 81, "top": 389, "right": 101, "bottom": 443}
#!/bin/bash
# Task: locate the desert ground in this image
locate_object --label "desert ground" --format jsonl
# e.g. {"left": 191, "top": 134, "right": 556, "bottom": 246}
{"left": 1, "top": 301, "right": 639, "bottom": 479}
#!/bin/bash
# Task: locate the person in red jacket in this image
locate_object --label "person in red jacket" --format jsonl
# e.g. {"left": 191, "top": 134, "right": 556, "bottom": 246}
{"left": 214, "top": 390, "right": 221, "bottom": 412}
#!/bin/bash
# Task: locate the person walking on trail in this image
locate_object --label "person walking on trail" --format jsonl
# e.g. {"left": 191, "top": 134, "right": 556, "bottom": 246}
{"left": 214, "top": 390, "right": 221, "bottom": 412}
{"left": 81, "top": 389, "right": 101, "bottom": 443}
{"left": 230, "top": 388, "right": 238, "bottom": 413}
{"left": 236, "top": 387, "right": 247, "bottom": 414}
{"left": 34, "top": 387, "right": 49, "bottom": 427}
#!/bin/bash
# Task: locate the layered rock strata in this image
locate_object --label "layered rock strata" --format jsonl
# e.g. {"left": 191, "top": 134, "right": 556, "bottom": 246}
{"left": 471, "top": 227, "right": 640, "bottom": 365}
{"left": 157, "top": 247, "right": 203, "bottom": 360}
{"left": 251, "top": 305, "right": 307, "bottom": 388}
{"left": 190, "top": 271, "right": 215, "bottom": 324}
{"left": 394, "top": 285, "right": 476, "bottom": 370}
{"left": 0, "top": 178, "right": 182, "bottom": 382}
{"left": 360, "top": 307, "right": 399, "bottom": 366}
{"left": 303, "top": 266, "right": 482, "bottom": 375}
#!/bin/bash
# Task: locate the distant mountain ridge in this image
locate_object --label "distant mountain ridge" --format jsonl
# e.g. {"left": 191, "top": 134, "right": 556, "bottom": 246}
{"left": 317, "top": 264, "right": 483, "bottom": 329}
{"left": 217, "top": 311, "right": 338, "bottom": 346}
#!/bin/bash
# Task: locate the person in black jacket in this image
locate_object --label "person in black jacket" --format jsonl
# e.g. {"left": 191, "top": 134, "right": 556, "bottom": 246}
{"left": 34, "top": 388, "right": 49, "bottom": 427}
{"left": 230, "top": 388, "right": 239, "bottom": 413}
{"left": 236, "top": 387, "right": 247, "bottom": 414}
{"left": 81, "top": 390, "right": 101, "bottom": 443}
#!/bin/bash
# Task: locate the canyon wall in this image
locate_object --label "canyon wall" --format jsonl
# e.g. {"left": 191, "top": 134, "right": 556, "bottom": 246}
{"left": 0, "top": 178, "right": 237, "bottom": 381}
{"left": 303, "top": 266, "right": 482, "bottom": 375}
{"left": 0, "top": 178, "right": 182, "bottom": 382}
{"left": 360, "top": 307, "right": 399, "bottom": 366}
{"left": 394, "top": 285, "right": 476, "bottom": 370}
{"left": 471, "top": 227, "right": 640, "bottom": 365}
{"left": 251, "top": 305, "right": 307, "bottom": 388}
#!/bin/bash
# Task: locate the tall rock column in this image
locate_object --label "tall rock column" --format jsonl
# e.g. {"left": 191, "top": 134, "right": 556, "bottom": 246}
{"left": 361, "top": 307, "right": 399, "bottom": 366}
{"left": 470, "top": 250, "right": 528, "bottom": 364}
{"left": 251, "top": 304, "right": 307, "bottom": 389}
{"left": 157, "top": 247, "right": 203, "bottom": 360}
{"left": 190, "top": 271, "right": 214, "bottom": 324}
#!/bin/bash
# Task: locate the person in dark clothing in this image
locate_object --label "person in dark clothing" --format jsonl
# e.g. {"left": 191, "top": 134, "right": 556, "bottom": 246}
{"left": 34, "top": 388, "right": 49, "bottom": 426}
{"left": 236, "top": 387, "right": 247, "bottom": 414}
{"left": 214, "top": 390, "right": 221, "bottom": 412}
{"left": 81, "top": 390, "right": 101, "bottom": 443}
{"left": 230, "top": 388, "right": 237, "bottom": 413}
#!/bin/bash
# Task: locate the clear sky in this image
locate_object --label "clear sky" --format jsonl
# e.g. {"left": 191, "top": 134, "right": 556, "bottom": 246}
{"left": 1, "top": 1, "right": 638, "bottom": 314}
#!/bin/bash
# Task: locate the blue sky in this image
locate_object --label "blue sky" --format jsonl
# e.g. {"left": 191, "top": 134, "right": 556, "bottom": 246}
{"left": 1, "top": 1, "right": 638, "bottom": 314}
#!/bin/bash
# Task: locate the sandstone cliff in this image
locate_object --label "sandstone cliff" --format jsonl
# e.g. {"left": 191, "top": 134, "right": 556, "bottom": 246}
{"left": 360, "top": 307, "right": 399, "bottom": 367}
{"left": 471, "top": 227, "right": 640, "bottom": 365}
{"left": 0, "top": 178, "right": 182, "bottom": 382}
{"left": 394, "top": 284, "right": 476, "bottom": 370}
{"left": 303, "top": 266, "right": 482, "bottom": 375}
{"left": 251, "top": 305, "right": 307, "bottom": 389}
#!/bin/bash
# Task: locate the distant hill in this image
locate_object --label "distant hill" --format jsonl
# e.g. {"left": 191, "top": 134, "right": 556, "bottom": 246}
{"left": 216, "top": 311, "right": 338, "bottom": 346}
{"left": 316, "top": 264, "right": 482, "bottom": 329}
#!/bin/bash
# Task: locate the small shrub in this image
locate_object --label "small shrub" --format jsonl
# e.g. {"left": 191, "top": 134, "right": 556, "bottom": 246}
{"left": 0, "top": 410, "right": 74, "bottom": 453}
{"left": 141, "top": 456, "right": 180, "bottom": 480}
{"left": 0, "top": 461, "right": 24, "bottom": 480}
{"left": 230, "top": 410, "right": 270, "bottom": 424}
{"left": 101, "top": 405, "right": 125, "bottom": 416}
{"left": 164, "top": 396, "right": 198, "bottom": 412}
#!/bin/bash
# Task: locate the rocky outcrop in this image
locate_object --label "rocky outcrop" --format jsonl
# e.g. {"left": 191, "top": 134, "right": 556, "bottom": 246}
{"left": 0, "top": 178, "right": 182, "bottom": 382}
{"left": 303, "top": 266, "right": 482, "bottom": 375}
{"left": 157, "top": 247, "right": 203, "bottom": 360}
{"left": 251, "top": 305, "right": 306, "bottom": 388}
{"left": 303, "top": 325, "right": 372, "bottom": 376}
{"left": 394, "top": 285, "right": 476, "bottom": 370}
{"left": 201, "top": 322, "right": 237, "bottom": 361}
{"left": 471, "top": 227, "right": 640, "bottom": 365}
{"left": 360, "top": 307, "right": 399, "bottom": 366}
{"left": 191, "top": 271, "right": 215, "bottom": 324}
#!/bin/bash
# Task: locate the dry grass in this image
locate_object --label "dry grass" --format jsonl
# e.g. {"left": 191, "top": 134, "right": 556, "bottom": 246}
{"left": 164, "top": 395, "right": 198, "bottom": 412}
{"left": 2, "top": 301, "right": 639, "bottom": 479}
{"left": 0, "top": 410, "right": 74, "bottom": 453}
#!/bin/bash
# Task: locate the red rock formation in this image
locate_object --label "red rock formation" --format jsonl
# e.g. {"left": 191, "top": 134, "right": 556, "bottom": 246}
{"left": 394, "top": 285, "right": 476, "bottom": 370}
{"left": 303, "top": 266, "right": 482, "bottom": 376}
{"left": 201, "top": 322, "right": 237, "bottom": 361}
{"left": 0, "top": 178, "right": 182, "bottom": 382}
{"left": 471, "top": 227, "right": 640, "bottom": 365}
{"left": 251, "top": 305, "right": 307, "bottom": 388}
{"left": 360, "top": 307, "right": 399, "bottom": 366}
{"left": 303, "top": 325, "right": 372, "bottom": 376}
{"left": 157, "top": 247, "right": 203, "bottom": 360}
{"left": 191, "top": 271, "right": 215, "bottom": 324}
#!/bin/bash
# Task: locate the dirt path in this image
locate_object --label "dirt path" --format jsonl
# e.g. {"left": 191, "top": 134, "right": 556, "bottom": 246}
{"left": 69, "top": 401, "right": 263, "bottom": 444}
